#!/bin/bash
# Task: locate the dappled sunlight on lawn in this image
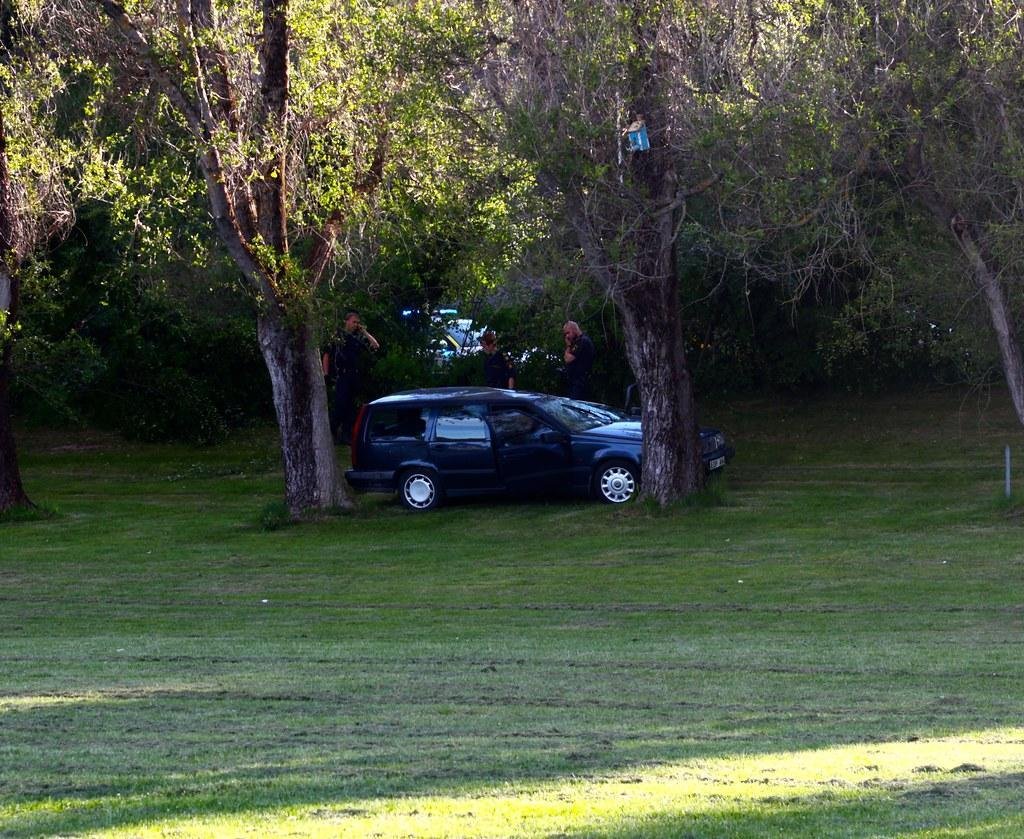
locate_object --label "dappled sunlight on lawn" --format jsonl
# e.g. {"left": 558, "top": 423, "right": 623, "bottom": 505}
{"left": 0, "top": 694, "right": 97, "bottom": 712}
{"left": 0, "top": 683, "right": 235, "bottom": 712}
{"left": 10, "top": 728, "right": 1021, "bottom": 838}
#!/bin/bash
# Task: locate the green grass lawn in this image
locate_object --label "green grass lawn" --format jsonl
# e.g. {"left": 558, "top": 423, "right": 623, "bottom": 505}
{"left": 3, "top": 389, "right": 1024, "bottom": 838}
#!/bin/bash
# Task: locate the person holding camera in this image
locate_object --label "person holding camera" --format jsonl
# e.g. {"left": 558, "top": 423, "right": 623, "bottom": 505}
{"left": 562, "top": 320, "right": 595, "bottom": 400}
{"left": 322, "top": 309, "right": 380, "bottom": 444}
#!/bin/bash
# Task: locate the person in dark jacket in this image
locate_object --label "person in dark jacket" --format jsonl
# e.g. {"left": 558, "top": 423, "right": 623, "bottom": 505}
{"left": 562, "top": 320, "right": 595, "bottom": 400}
{"left": 322, "top": 310, "right": 379, "bottom": 443}
{"left": 480, "top": 330, "right": 516, "bottom": 389}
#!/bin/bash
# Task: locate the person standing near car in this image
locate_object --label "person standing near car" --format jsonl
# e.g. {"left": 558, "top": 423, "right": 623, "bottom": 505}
{"left": 480, "top": 331, "right": 516, "bottom": 389}
{"left": 562, "top": 320, "right": 595, "bottom": 400}
{"left": 323, "top": 309, "right": 379, "bottom": 444}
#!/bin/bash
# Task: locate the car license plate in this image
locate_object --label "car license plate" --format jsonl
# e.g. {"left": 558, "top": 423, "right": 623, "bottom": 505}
{"left": 709, "top": 456, "right": 725, "bottom": 470}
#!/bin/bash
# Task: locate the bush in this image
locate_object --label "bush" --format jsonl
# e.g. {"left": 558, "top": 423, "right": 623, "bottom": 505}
{"left": 15, "top": 204, "right": 274, "bottom": 442}
{"left": 12, "top": 333, "right": 107, "bottom": 425}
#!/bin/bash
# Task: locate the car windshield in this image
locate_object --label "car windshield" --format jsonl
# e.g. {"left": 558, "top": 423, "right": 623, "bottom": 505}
{"left": 536, "top": 396, "right": 628, "bottom": 432}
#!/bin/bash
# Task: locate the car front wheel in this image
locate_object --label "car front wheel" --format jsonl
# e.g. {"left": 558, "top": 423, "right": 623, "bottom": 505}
{"left": 399, "top": 468, "right": 443, "bottom": 511}
{"left": 594, "top": 460, "right": 638, "bottom": 504}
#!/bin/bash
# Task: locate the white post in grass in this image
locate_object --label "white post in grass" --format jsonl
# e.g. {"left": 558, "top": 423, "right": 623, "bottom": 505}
{"left": 1006, "top": 445, "right": 1012, "bottom": 499}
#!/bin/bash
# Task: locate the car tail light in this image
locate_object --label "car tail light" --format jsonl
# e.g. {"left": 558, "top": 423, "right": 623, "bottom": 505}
{"left": 350, "top": 404, "right": 368, "bottom": 468}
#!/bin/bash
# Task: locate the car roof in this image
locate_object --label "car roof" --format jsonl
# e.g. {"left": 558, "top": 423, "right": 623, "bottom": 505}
{"left": 369, "top": 387, "right": 545, "bottom": 407}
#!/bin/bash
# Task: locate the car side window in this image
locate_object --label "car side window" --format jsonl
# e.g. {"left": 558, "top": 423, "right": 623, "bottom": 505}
{"left": 367, "top": 407, "right": 429, "bottom": 441}
{"left": 434, "top": 405, "right": 490, "bottom": 442}
{"left": 489, "top": 408, "right": 553, "bottom": 445}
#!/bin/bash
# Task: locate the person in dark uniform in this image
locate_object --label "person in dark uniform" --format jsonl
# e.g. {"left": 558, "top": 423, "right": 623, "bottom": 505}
{"left": 480, "top": 331, "right": 516, "bottom": 389}
{"left": 322, "top": 310, "right": 379, "bottom": 443}
{"left": 562, "top": 320, "right": 595, "bottom": 400}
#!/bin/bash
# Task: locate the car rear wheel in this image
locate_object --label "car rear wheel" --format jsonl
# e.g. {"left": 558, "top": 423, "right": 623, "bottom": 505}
{"left": 594, "top": 460, "right": 638, "bottom": 504}
{"left": 399, "top": 468, "right": 443, "bottom": 511}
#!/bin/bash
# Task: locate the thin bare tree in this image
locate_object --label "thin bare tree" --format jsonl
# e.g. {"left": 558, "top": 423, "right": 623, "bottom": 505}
{"left": 822, "top": 0, "right": 1024, "bottom": 421}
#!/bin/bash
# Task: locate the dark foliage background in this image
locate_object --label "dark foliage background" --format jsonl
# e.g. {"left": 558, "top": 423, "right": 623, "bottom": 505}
{"left": 14, "top": 205, "right": 271, "bottom": 444}
{"left": 11, "top": 201, "right": 994, "bottom": 443}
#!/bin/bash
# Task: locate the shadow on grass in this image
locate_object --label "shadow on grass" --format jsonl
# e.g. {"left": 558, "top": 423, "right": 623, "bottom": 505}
{"left": 346, "top": 478, "right": 731, "bottom": 519}
{"left": 0, "top": 504, "right": 59, "bottom": 525}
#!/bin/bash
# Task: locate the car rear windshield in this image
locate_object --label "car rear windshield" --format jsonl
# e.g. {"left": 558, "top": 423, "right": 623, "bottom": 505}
{"left": 367, "top": 407, "right": 429, "bottom": 441}
{"left": 536, "top": 397, "right": 626, "bottom": 432}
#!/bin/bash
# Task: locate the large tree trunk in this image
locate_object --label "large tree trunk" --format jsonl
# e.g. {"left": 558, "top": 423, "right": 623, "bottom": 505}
{"left": 569, "top": 170, "right": 704, "bottom": 505}
{"left": 617, "top": 136, "right": 703, "bottom": 503}
{"left": 619, "top": 285, "right": 703, "bottom": 504}
{"left": 257, "top": 312, "right": 349, "bottom": 515}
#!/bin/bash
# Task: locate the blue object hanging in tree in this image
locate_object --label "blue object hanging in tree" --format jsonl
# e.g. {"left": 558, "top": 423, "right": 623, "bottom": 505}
{"left": 625, "top": 119, "right": 650, "bottom": 152}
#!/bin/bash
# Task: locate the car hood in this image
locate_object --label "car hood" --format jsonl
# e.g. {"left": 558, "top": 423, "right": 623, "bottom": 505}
{"left": 575, "top": 422, "right": 722, "bottom": 442}
{"left": 575, "top": 421, "right": 643, "bottom": 441}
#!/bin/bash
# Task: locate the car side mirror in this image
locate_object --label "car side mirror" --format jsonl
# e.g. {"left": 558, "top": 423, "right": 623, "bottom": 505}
{"left": 539, "top": 430, "right": 568, "bottom": 444}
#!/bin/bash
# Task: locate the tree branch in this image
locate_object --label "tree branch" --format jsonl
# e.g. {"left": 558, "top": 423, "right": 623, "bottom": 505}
{"left": 177, "top": 0, "right": 258, "bottom": 241}
{"left": 255, "top": 0, "right": 289, "bottom": 254}
{"left": 94, "top": 0, "right": 205, "bottom": 138}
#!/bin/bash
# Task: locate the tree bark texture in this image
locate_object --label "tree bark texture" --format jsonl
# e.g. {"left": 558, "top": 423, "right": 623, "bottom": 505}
{"left": 258, "top": 312, "right": 348, "bottom": 515}
{"left": 569, "top": 163, "right": 704, "bottom": 504}
{"left": 618, "top": 276, "right": 703, "bottom": 504}
{"left": 623, "top": 104, "right": 703, "bottom": 502}
{"left": 256, "top": 0, "right": 289, "bottom": 253}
